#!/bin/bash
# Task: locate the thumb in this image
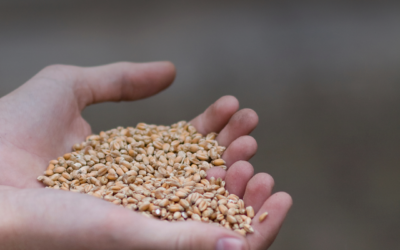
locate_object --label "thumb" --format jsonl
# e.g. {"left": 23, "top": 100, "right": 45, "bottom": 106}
{"left": 34, "top": 61, "right": 176, "bottom": 110}
{"left": 81, "top": 61, "right": 176, "bottom": 107}
{"left": 132, "top": 219, "right": 249, "bottom": 250}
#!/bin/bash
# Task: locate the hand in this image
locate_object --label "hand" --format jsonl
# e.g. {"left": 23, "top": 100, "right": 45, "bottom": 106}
{"left": 0, "top": 62, "right": 292, "bottom": 250}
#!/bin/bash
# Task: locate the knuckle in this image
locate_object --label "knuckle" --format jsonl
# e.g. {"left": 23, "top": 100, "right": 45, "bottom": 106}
{"left": 42, "top": 64, "right": 69, "bottom": 72}
{"left": 39, "top": 64, "right": 79, "bottom": 78}
{"left": 32, "top": 64, "right": 82, "bottom": 87}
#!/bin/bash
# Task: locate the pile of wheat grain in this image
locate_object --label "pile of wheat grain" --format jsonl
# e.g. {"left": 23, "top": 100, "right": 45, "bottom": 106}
{"left": 38, "top": 121, "right": 257, "bottom": 235}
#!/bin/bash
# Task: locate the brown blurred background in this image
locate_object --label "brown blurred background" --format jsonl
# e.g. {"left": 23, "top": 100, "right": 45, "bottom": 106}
{"left": 1, "top": 0, "right": 400, "bottom": 249}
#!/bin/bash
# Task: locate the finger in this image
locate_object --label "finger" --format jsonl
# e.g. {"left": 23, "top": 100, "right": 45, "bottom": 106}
{"left": 190, "top": 96, "right": 239, "bottom": 135}
{"left": 36, "top": 61, "right": 176, "bottom": 110}
{"left": 205, "top": 160, "right": 254, "bottom": 195}
{"left": 206, "top": 167, "right": 226, "bottom": 180}
{"left": 243, "top": 173, "right": 275, "bottom": 213}
{"left": 246, "top": 192, "right": 293, "bottom": 250}
{"left": 216, "top": 109, "right": 258, "bottom": 147}
{"left": 82, "top": 61, "right": 176, "bottom": 108}
{"left": 222, "top": 136, "right": 257, "bottom": 168}
{"left": 224, "top": 161, "right": 254, "bottom": 198}
{"left": 32, "top": 61, "right": 175, "bottom": 109}
{"left": 205, "top": 159, "right": 254, "bottom": 185}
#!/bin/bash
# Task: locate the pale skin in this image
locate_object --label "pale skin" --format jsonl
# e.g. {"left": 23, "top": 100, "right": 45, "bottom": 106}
{"left": 0, "top": 61, "right": 292, "bottom": 250}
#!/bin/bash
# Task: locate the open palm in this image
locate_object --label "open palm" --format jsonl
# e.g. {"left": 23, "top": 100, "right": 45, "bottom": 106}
{"left": 0, "top": 62, "right": 291, "bottom": 250}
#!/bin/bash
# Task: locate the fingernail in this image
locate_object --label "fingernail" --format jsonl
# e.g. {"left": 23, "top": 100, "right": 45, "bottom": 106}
{"left": 216, "top": 238, "right": 245, "bottom": 250}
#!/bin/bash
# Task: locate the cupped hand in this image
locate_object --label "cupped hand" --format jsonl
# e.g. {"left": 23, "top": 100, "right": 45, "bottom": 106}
{"left": 0, "top": 62, "right": 292, "bottom": 250}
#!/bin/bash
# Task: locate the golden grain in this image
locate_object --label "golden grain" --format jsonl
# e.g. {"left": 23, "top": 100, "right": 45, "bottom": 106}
{"left": 37, "top": 121, "right": 255, "bottom": 235}
{"left": 259, "top": 212, "right": 268, "bottom": 222}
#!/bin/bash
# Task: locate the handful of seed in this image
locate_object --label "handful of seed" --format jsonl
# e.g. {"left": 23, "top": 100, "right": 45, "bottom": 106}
{"left": 37, "top": 121, "right": 255, "bottom": 236}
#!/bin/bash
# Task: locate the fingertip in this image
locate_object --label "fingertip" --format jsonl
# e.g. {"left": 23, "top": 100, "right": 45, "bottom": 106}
{"left": 233, "top": 108, "right": 259, "bottom": 133}
{"left": 206, "top": 167, "right": 226, "bottom": 180}
{"left": 131, "top": 61, "right": 176, "bottom": 89}
{"left": 219, "top": 95, "right": 240, "bottom": 113}
{"left": 271, "top": 192, "right": 293, "bottom": 209}
{"left": 148, "top": 61, "right": 177, "bottom": 82}
{"left": 164, "top": 61, "right": 176, "bottom": 73}
{"left": 211, "top": 96, "right": 240, "bottom": 127}
{"left": 244, "top": 108, "right": 259, "bottom": 127}
{"left": 246, "top": 135, "right": 258, "bottom": 151}
{"left": 253, "top": 173, "right": 275, "bottom": 192}
{"left": 222, "top": 135, "right": 258, "bottom": 167}
{"left": 245, "top": 136, "right": 258, "bottom": 160}
{"left": 191, "top": 95, "right": 240, "bottom": 135}
{"left": 216, "top": 108, "right": 259, "bottom": 147}
{"left": 226, "top": 160, "right": 255, "bottom": 179}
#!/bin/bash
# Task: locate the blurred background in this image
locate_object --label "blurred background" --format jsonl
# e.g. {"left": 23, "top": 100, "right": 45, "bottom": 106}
{"left": 1, "top": 0, "right": 400, "bottom": 249}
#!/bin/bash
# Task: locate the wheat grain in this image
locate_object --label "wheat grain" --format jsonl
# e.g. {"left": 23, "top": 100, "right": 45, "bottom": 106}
{"left": 37, "top": 121, "right": 255, "bottom": 236}
{"left": 259, "top": 212, "right": 268, "bottom": 222}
